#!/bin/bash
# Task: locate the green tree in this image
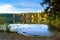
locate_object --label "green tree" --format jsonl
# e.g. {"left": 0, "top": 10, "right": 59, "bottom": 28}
{"left": 0, "top": 16, "right": 7, "bottom": 24}
{"left": 41, "top": 0, "right": 60, "bottom": 30}
{"left": 41, "top": 0, "right": 60, "bottom": 22}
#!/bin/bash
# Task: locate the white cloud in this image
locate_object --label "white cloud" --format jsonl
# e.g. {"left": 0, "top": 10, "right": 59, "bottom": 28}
{"left": 0, "top": 4, "right": 20, "bottom": 13}
{"left": 0, "top": 4, "right": 42, "bottom": 13}
{"left": 0, "top": 4, "right": 12, "bottom": 13}
{"left": 19, "top": 8, "right": 42, "bottom": 13}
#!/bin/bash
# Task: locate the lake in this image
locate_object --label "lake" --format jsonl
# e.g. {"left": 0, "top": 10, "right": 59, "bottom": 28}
{"left": 8, "top": 24, "right": 51, "bottom": 36}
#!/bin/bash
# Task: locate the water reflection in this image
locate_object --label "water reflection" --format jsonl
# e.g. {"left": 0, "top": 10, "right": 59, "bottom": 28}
{"left": 8, "top": 24, "right": 51, "bottom": 36}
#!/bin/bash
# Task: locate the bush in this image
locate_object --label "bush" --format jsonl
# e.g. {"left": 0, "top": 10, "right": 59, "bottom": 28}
{"left": 6, "top": 24, "right": 11, "bottom": 32}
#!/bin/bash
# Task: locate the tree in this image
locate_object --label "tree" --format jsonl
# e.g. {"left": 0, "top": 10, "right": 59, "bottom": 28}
{"left": 41, "top": 0, "right": 60, "bottom": 30}
{"left": 41, "top": 0, "right": 60, "bottom": 23}
{"left": 0, "top": 16, "right": 7, "bottom": 24}
{"left": 41, "top": 0, "right": 60, "bottom": 13}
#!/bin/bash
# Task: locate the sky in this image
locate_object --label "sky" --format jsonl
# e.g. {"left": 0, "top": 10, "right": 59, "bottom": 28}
{"left": 0, "top": 0, "right": 48, "bottom": 13}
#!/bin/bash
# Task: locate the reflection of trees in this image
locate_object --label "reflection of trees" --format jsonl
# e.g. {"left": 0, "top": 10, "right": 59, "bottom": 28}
{"left": 0, "top": 13, "right": 48, "bottom": 24}
{"left": 17, "top": 13, "right": 48, "bottom": 24}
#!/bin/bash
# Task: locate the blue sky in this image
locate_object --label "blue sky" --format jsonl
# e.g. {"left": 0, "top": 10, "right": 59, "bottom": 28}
{"left": 0, "top": 0, "right": 48, "bottom": 13}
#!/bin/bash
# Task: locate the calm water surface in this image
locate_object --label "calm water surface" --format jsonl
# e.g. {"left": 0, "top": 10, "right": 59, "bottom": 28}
{"left": 8, "top": 24, "right": 51, "bottom": 36}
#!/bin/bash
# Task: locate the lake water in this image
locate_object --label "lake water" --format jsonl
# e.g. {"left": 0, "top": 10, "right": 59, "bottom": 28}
{"left": 8, "top": 24, "right": 51, "bottom": 36}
